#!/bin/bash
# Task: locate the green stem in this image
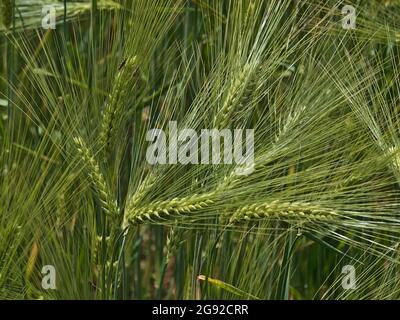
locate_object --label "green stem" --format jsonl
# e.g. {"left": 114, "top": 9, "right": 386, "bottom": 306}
{"left": 89, "top": 0, "right": 97, "bottom": 108}
{"left": 277, "top": 231, "right": 301, "bottom": 300}
{"left": 63, "top": 0, "right": 67, "bottom": 38}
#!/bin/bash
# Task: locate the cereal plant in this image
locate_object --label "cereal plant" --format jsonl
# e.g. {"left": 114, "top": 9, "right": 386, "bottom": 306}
{"left": 1, "top": 0, "right": 400, "bottom": 300}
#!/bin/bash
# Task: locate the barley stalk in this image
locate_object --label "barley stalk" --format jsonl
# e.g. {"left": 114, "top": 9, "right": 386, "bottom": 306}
{"left": 100, "top": 56, "right": 138, "bottom": 157}
{"left": 73, "top": 136, "right": 119, "bottom": 219}
{"left": 229, "top": 200, "right": 338, "bottom": 224}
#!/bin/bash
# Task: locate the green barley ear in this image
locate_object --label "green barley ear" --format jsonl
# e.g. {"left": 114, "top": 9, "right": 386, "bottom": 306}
{"left": 1, "top": 0, "right": 13, "bottom": 29}
{"left": 126, "top": 193, "right": 215, "bottom": 225}
{"left": 166, "top": 228, "right": 176, "bottom": 264}
{"left": 125, "top": 174, "right": 157, "bottom": 211}
{"left": 166, "top": 226, "right": 180, "bottom": 265}
{"left": 229, "top": 201, "right": 337, "bottom": 225}
{"left": 73, "top": 136, "right": 119, "bottom": 219}
{"left": 122, "top": 173, "right": 157, "bottom": 229}
{"left": 100, "top": 56, "right": 139, "bottom": 157}
{"left": 214, "top": 63, "right": 255, "bottom": 128}
{"left": 275, "top": 106, "right": 306, "bottom": 144}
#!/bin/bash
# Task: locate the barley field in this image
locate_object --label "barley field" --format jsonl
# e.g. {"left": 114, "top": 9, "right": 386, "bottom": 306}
{"left": 1, "top": 0, "right": 400, "bottom": 300}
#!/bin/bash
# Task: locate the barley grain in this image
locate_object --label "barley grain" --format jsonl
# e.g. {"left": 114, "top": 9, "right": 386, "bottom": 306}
{"left": 126, "top": 193, "right": 215, "bottom": 225}
{"left": 74, "top": 136, "right": 119, "bottom": 219}
{"left": 166, "top": 226, "right": 180, "bottom": 264}
{"left": 229, "top": 200, "right": 337, "bottom": 224}
{"left": 214, "top": 63, "right": 254, "bottom": 128}
{"left": 1, "top": 0, "right": 12, "bottom": 29}
{"left": 100, "top": 56, "right": 138, "bottom": 157}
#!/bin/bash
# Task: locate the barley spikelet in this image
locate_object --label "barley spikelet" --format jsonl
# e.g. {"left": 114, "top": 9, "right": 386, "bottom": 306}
{"left": 275, "top": 106, "right": 306, "bottom": 143}
{"left": 73, "top": 136, "right": 119, "bottom": 218}
{"left": 166, "top": 226, "right": 181, "bottom": 264}
{"left": 122, "top": 173, "right": 158, "bottom": 229}
{"left": 214, "top": 63, "right": 254, "bottom": 128}
{"left": 388, "top": 146, "right": 400, "bottom": 176}
{"left": 1, "top": 0, "right": 12, "bottom": 29}
{"left": 100, "top": 56, "right": 138, "bottom": 157}
{"left": 217, "top": 105, "right": 307, "bottom": 187}
{"left": 229, "top": 200, "right": 337, "bottom": 224}
{"left": 165, "top": 227, "right": 179, "bottom": 264}
{"left": 126, "top": 174, "right": 157, "bottom": 211}
{"left": 126, "top": 193, "right": 215, "bottom": 225}
{"left": 165, "top": 225, "right": 189, "bottom": 264}
{"left": 93, "top": 235, "right": 111, "bottom": 264}
{"left": 25, "top": 240, "right": 39, "bottom": 280}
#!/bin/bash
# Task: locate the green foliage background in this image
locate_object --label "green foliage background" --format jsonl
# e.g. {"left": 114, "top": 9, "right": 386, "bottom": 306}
{"left": 1, "top": 0, "right": 400, "bottom": 300}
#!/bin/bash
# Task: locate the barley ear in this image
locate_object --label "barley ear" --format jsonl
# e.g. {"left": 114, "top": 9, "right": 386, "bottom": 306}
{"left": 100, "top": 56, "right": 138, "bottom": 157}
{"left": 229, "top": 201, "right": 337, "bottom": 225}
{"left": 387, "top": 146, "right": 400, "bottom": 178}
{"left": 73, "top": 136, "right": 119, "bottom": 219}
{"left": 126, "top": 174, "right": 157, "bottom": 211}
{"left": 126, "top": 193, "right": 216, "bottom": 225}
{"left": 166, "top": 226, "right": 179, "bottom": 265}
{"left": 214, "top": 63, "right": 254, "bottom": 128}
{"left": 122, "top": 173, "right": 157, "bottom": 229}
